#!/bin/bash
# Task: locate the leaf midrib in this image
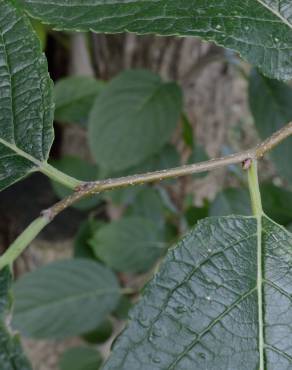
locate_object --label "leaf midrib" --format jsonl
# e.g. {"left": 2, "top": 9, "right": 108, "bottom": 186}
{"left": 256, "top": 0, "right": 292, "bottom": 30}
{"left": 0, "top": 138, "right": 42, "bottom": 168}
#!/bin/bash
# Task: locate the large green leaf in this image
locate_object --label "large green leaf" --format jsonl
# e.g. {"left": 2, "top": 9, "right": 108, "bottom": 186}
{"left": 104, "top": 215, "right": 292, "bottom": 369}
{"left": 0, "top": 267, "right": 32, "bottom": 370}
{"left": 249, "top": 69, "right": 292, "bottom": 182}
{"left": 89, "top": 217, "right": 165, "bottom": 273}
{"left": 20, "top": 0, "right": 292, "bottom": 80}
{"left": 0, "top": 0, "right": 54, "bottom": 191}
{"left": 12, "top": 259, "right": 121, "bottom": 339}
{"left": 88, "top": 69, "right": 182, "bottom": 172}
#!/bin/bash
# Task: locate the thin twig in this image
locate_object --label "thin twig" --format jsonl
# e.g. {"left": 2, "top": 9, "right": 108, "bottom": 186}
{"left": 0, "top": 121, "right": 292, "bottom": 269}
{"left": 47, "top": 121, "right": 292, "bottom": 219}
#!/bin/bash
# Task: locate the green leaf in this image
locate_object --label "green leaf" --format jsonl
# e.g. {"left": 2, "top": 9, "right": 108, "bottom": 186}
{"left": 82, "top": 319, "right": 113, "bottom": 344}
{"left": 0, "top": 0, "right": 54, "bottom": 191}
{"left": 104, "top": 215, "right": 292, "bottom": 369}
{"left": 54, "top": 76, "right": 104, "bottom": 126}
{"left": 20, "top": 0, "right": 292, "bottom": 80}
{"left": 12, "top": 259, "right": 121, "bottom": 339}
{"left": 59, "top": 347, "right": 102, "bottom": 370}
{"left": 0, "top": 267, "right": 32, "bottom": 370}
{"left": 249, "top": 69, "right": 292, "bottom": 182}
{"left": 89, "top": 217, "right": 165, "bottom": 273}
{"left": 50, "top": 156, "right": 100, "bottom": 210}
{"left": 88, "top": 70, "right": 182, "bottom": 172}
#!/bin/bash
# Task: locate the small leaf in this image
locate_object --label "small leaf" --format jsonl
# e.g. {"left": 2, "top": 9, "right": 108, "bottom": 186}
{"left": 0, "top": 267, "right": 32, "bottom": 370}
{"left": 104, "top": 216, "right": 292, "bottom": 369}
{"left": 30, "top": 19, "right": 47, "bottom": 50}
{"left": 126, "top": 187, "right": 165, "bottom": 229}
{"left": 74, "top": 219, "right": 105, "bottom": 259}
{"left": 50, "top": 156, "right": 100, "bottom": 210}
{"left": 0, "top": 0, "right": 54, "bottom": 191}
{"left": 249, "top": 69, "right": 292, "bottom": 182}
{"left": 182, "top": 114, "right": 194, "bottom": 148}
{"left": 209, "top": 188, "right": 251, "bottom": 216}
{"left": 54, "top": 76, "right": 104, "bottom": 126}
{"left": 82, "top": 319, "right": 113, "bottom": 344}
{"left": 89, "top": 217, "right": 165, "bottom": 273}
{"left": 20, "top": 0, "right": 292, "bottom": 80}
{"left": 88, "top": 70, "right": 182, "bottom": 172}
{"left": 12, "top": 259, "right": 121, "bottom": 339}
{"left": 185, "top": 204, "right": 209, "bottom": 226}
{"left": 59, "top": 347, "right": 102, "bottom": 370}
{"left": 112, "top": 296, "right": 133, "bottom": 320}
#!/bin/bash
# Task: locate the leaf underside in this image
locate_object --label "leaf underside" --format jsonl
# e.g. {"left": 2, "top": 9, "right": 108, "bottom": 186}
{"left": 0, "top": 267, "right": 32, "bottom": 370}
{"left": 0, "top": 0, "right": 54, "bottom": 191}
{"left": 20, "top": 0, "right": 292, "bottom": 80}
{"left": 104, "top": 215, "right": 292, "bottom": 370}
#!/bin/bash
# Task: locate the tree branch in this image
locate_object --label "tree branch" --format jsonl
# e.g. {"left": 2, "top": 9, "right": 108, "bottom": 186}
{"left": 0, "top": 121, "right": 291, "bottom": 269}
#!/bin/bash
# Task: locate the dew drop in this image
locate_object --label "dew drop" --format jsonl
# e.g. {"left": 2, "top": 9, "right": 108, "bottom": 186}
{"left": 176, "top": 305, "right": 187, "bottom": 314}
{"left": 139, "top": 313, "right": 151, "bottom": 328}
{"left": 198, "top": 352, "right": 206, "bottom": 360}
{"left": 152, "top": 356, "right": 161, "bottom": 364}
{"left": 216, "top": 24, "right": 222, "bottom": 30}
{"left": 206, "top": 296, "right": 211, "bottom": 301}
{"left": 274, "top": 37, "right": 280, "bottom": 43}
{"left": 244, "top": 25, "right": 250, "bottom": 31}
